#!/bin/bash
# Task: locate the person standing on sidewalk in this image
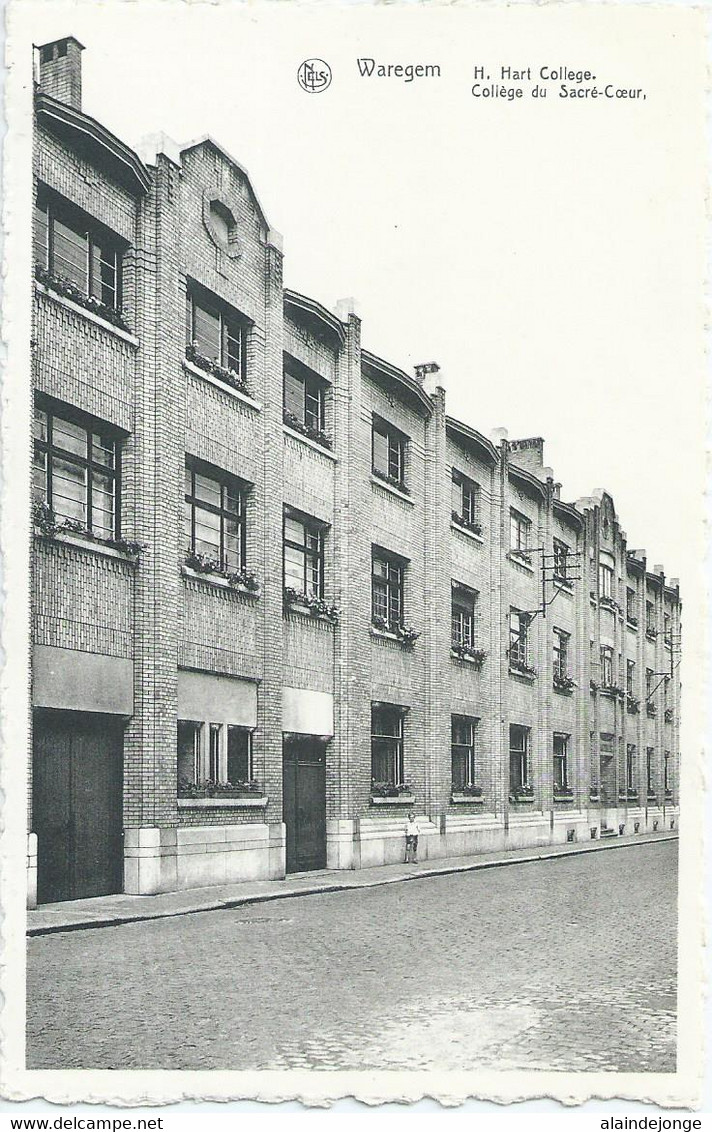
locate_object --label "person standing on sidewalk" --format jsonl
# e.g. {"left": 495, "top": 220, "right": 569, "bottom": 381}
{"left": 404, "top": 811, "right": 420, "bottom": 863}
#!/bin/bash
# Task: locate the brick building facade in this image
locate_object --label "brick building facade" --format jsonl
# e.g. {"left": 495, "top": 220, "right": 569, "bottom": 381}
{"left": 27, "top": 38, "right": 681, "bottom": 905}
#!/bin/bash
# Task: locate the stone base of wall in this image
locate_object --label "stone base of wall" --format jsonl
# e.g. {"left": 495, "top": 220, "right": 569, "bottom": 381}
{"left": 123, "top": 822, "right": 285, "bottom": 894}
{"left": 27, "top": 833, "right": 38, "bottom": 909}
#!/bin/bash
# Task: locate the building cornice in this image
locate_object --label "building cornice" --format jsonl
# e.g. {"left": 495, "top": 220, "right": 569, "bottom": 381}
{"left": 553, "top": 497, "right": 584, "bottom": 531}
{"left": 361, "top": 349, "right": 433, "bottom": 417}
{"left": 445, "top": 417, "right": 499, "bottom": 466}
{"left": 284, "top": 289, "right": 346, "bottom": 347}
{"left": 34, "top": 91, "right": 151, "bottom": 196}
{"left": 508, "top": 460, "right": 547, "bottom": 502}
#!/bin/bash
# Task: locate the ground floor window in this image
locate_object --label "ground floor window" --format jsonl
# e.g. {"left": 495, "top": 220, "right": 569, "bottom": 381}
{"left": 626, "top": 744, "right": 636, "bottom": 792}
{"left": 553, "top": 733, "right": 569, "bottom": 790}
{"left": 509, "top": 724, "right": 530, "bottom": 791}
{"left": 371, "top": 704, "right": 405, "bottom": 786}
{"left": 451, "top": 715, "right": 478, "bottom": 789}
{"left": 646, "top": 747, "right": 655, "bottom": 793}
{"left": 178, "top": 719, "right": 253, "bottom": 792}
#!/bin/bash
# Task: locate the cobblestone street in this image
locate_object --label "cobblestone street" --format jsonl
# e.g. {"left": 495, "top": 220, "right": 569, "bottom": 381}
{"left": 27, "top": 841, "right": 677, "bottom": 1072}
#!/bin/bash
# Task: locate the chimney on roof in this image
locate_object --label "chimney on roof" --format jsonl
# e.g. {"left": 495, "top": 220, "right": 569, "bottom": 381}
{"left": 36, "top": 36, "right": 84, "bottom": 111}
{"left": 509, "top": 437, "right": 545, "bottom": 474}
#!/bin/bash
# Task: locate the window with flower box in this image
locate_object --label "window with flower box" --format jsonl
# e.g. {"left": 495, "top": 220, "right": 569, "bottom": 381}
{"left": 371, "top": 704, "right": 405, "bottom": 787}
{"left": 626, "top": 744, "right": 636, "bottom": 793}
{"left": 553, "top": 628, "right": 571, "bottom": 685}
{"left": 509, "top": 725, "right": 531, "bottom": 793}
{"left": 626, "top": 659, "right": 635, "bottom": 697}
{"left": 626, "top": 587, "right": 637, "bottom": 625}
{"left": 646, "top": 600, "right": 657, "bottom": 636}
{"left": 283, "top": 357, "right": 329, "bottom": 446}
{"left": 451, "top": 715, "right": 479, "bottom": 792}
{"left": 663, "top": 612, "right": 672, "bottom": 646}
{"left": 509, "top": 609, "right": 531, "bottom": 670}
{"left": 600, "top": 646, "right": 613, "bottom": 687}
{"left": 34, "top": 189, "right": 123, "bottom": 311}
{"left": 598, "top": 559, "right": 614, "bottom": 599}
{"left": 185, "top": 286, "right": 249, "bottom": 386}
{"left": 284, "top": 509, "right": 325, "bottom": 599}
{"left": 509, "top": 509, "right": 531, "bottom": 558}
{"left": 553, "top": 539, "right": 570, "bottom": 583}
{"left": 184, "top": 460, "right": 246, "bottom": 573}
{"left": 646, "top": 747, "right": 655, "bottom": 794}
{"left": 451, "top": 583, "right": 478, "bottom": 651}
{"left": 33, "top": 402, "right": 119, "bottom": 539}
{"left": 553, "top": 733, "right": 570, "bottom": 792}
{"left": 178, "top": 719, "right": 253, "bottom": 795}
{"left": 451, "top": 471, "right": 481, "bottom": 533}
{"left": 372, "top": 416, "right": 407, "bottom": 490}
{"left": 372, "top": 549, "right": 404, "bottom": 628}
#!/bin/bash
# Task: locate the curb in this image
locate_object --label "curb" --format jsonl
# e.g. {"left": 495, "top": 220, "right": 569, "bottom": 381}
{"left": 27, "top": 832, "right": 678, "bottom": 938}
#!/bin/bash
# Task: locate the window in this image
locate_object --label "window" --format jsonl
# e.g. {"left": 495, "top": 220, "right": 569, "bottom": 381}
{"left": 598, "top": 560, "right": 614, "bottom": 599}
{"left": 177, "top": 720, "right": 253, "bottom": 789}
{"left": 33, "top": 403, "right": 118, "bottom": 537}
{"left": 553, "top": 733, "right": 569, "bottom": 790}
{"left": 372, "top": 549, "right": 404, "bottom": 627}
{"left": 626, "top": 744, "right": 636, "bottom": 792}
{"left": 646, "top": 668, "right": 654, "bottom": 700}
{"left": 284, "top": 359, "right": 326, "bottom": 434}
{"left": 600, "top": 646, "right": 613, "bottom": 687}
{"left": 664, "top": 613, "right": 672, "bottom": 644}
{"left": 509, "top": 609, "right": 530, "bottom": 668}
{"left": 371, "top": 704, "right": 404, "bottom": 786}
{"left": 283, "top": 510, "right": 324, "bottom": 598}
{"left": 553, "top": 628, "right": 570, "bottom": 679}
{"left": 646, "top": 747, "right": 655, "bottom": 793}
{"left": 553, "top": 539, "right": 570, "bottom": 582}
{"left": 646, "top": 600, "right": 656, "bottom": 634}
{"left": 451, "top": 471, "right": 480, "bottom": 531}
{"left": 509, "top": 725, "right": 530, "bottom": 791}
{"left": 186, "top": 290, "right": 248, "bottom": 379}
{"left": 372, "top": 416, "right": 406, "bottom": 487}
{"left": 664, "top": 751, "right": 671, "bottom": 793}
{"left": 34, "top": 191, "right": 122, "bottom": 309}
{"left": 177, "top": 720, "right": 202, "bottom": 787}
{"left": 626, "top": 659, "right": 636, "bottom": 696}
{"left": 510, "top": 509, "right": 531, "bottom": 556}
{"left": 451, "top": 584, "right": 477, "bottom": 649}
{"left": 184, "top": 461, "right": 245, "bottom": 571}
{"left": 626, "top": 587, "right": 637, "bottom": 623}
{"left": 451, "top": 715, "right": 478, "bottom": 790}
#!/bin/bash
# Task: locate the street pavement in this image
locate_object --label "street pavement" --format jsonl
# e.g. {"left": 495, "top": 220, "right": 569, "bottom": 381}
{"left": 26, "top": 839, "right": 677, "bottom": 1073}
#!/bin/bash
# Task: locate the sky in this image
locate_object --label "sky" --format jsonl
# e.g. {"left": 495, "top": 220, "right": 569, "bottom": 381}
{"left": 11, "top": 0, "right": 707, "bottom": 596}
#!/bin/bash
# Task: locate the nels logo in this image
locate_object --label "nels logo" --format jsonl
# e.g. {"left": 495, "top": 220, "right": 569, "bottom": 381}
{"left": 297, "top": 58, "right": 332, "bottom": 93}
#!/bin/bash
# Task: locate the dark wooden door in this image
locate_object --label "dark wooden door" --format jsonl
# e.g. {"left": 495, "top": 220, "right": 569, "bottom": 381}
{"left": 283, "top": 737, "right": 326, "bottom": 873}
{"left": 33, "top": 712, "right": 124, "bottom": 904}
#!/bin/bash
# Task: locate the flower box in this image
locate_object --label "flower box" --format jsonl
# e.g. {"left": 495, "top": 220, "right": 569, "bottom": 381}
{"left": 451, "top": 511, "right": 482, "bottom": 537}
{"left": 664, "top": 708, "right": 674, "bottom": 723}
{"left": 185, "top": 552, "right": 259, "bottom": 594}
{"left": 372, "top": 468, "right": 409, "bottom": 495}
{"left": 451, "top": 644, "right": 486, "bottom": 668}
{"left": 627, "top": 615, "right": 639, "bottom": 628}
{"left": 645, "top": 627, "right": 659, "bottom": 641}
{"left": 646, "top": 702, "right": 657, "bottom": 718}
{"left": 508, "top": 549, "right": 533, "bottom": 567}
{"left": 283, "top": 410, "right": 332, "bottom": 450}
{"left": 599, "top": 594, "right": 619, "bottom": 612}
{"left": 35, "top": 263, "right": 131, "bottom": 332}
{"left": 370, "top": 781, "right": 414, "bottom": 804}
{"left": 619, "top": 790, "right": 639, "bottom": 802}
{"left": 509, "top": 658, "right": 537, "bottom": 679}
{"left": 178, "top": 778, "right": 262, "bottom": 800}
{"left": 626, "top": 696, "right": 641, "bottom": 714}
{"left": 33, "top": 502, "right": 145, "bottom": 560}
{"left": 600, "top": 684, "right": 625, "bottom": 700}
{"left": 186, "top": 344, "right": 250, "bottom": 397}
{"left": 371, "top": 617, "right": 419, "bottom": 647}
{"left": 553, "top": 673, "right": 576, "bottom": 694}
{"left": 509, "top": 785, "right": 535, "bottom": 802}
{"left": 554, "top": 786, "right": 574, "bottom": 798}
{"left": 284, "top": 587, "right": 338, "bottom": 624}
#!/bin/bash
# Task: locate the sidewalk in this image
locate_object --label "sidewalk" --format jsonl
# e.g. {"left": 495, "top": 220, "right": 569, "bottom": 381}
{"left": 27, "top": 829, "right": 677, "bottom": 936}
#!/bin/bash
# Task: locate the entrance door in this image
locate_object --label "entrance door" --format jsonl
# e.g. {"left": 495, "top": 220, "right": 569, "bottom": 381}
{"left": 600, "top": 754, "right": 616, "bottom": 806}
{"left": 33, "top": 712, "right": 124, "bottom": 903}
{"left": 283, "top": 736, "right": 326, "bottom": 873}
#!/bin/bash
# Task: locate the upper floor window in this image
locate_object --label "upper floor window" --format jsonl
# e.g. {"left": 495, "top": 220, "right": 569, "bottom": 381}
{"left": 451, "top": 583, "right": 478, "bottom": 650}
{"left": 372, "top": 416, "right": 407, "bottom": 490}
{"left": 372, "top": 549, "right": 404, "bottom": 628}
{"left": 553, "top": 627, "right": 570, "bottom": 679}
{"left": 626, "top": 659, "right": 636, "bottom": 696}
{"left": 184, "top": 460, "right": 246, "bottom": 572}
{"left": 34, "top": 191, "right": 122, "bottom": 311}
{"left": 451, "top": 715, "right": 478, "bottom": 791}
{"left": 553, "top": 733, "right": 569, "bottom": 790}
{"left": 598, "top": 560, "right": 614, "bottom": 598}
{"left": 509, "top": 609, "right": 531, "bottom": 668}
{"left": 283, "top": 510, "right": 324, "bottom": 598}
{"left": 646, "top": 667, "right": 654, "bottom": 698}
{"left": 626, "top": 586, "right": 637, "bottom": 624}
{"left": 371, "top": 704, "right": 405, "bottom": 787}
{"left": 664, "top": 612, "right": 672, "bottom": 645}
{"left": 646, "top": 600, "right": 657, "bottom": 635}
{"left": 283, "top": 358, "right": 328, "bottom": 445}
{"left": 510, "top": 509, "right": 531, "bottom": 557}
{"left": 600, "top": 646, "right": 614, "bottom": 687}
{"left": 33, "top": 402, "right": 118, "bottom": 539}
{"left": 553, "top": 539, "right": 570, "bottom": 582}
{"left": 186, "top": 289, "right": 248, "bottom": 382}
{"left": 451, "top": 471, "right": 481, "bottom": 533}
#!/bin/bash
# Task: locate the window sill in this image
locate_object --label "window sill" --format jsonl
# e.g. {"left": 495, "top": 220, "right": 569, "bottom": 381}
{"left": 370, "top": 627, "right": 417, "bottom": 649}
{"left": 509, "top": 794, "right": 535, "bottom": 804}
{"left": 626, "top": 620, "right": 639, "bottom": 632}
{"left": 35, "top": 281, "right": 139, "bottom": 346}
{"left": 450, "top": 521, "right": 484, "bottom": 545}
{"left": 177, "top": 795, "right": 268, "bottom": 810}
{"left": 182, "top": 565, "right": 260, "bottom": 598}
{"left": 552, "top": 682, "right": 576, "bottom": 696}
{"left": 370, "top": 475, "right": 414, "bottom": 506}
{"left": 183, "top": 360, "right": 262, "bottom": 411}
{"left": 35, "top": 526, "right": 139, "bottom": 564}
{"left": 284, "top": 602, "right": 336, "bottom": 627}
{"left": 370, "top": 794, "right": 416, "bottom": 806}
{"left": 283, "top": 425, "right": 337, "bottom": 461}
{"left": 553, "top": 579, "right": 574, "bottom": 595}
{"left": 450, "top": 649, "right": 485, "bottom": 668}
{"left": 509, "top": 666, "right": 536, "bottom": 682}
{"left": 507, "top": 551, "right": 535, "bottom": 573}
{"left": 451, "top": 792, "right": 485, "bottom": 804}
{"left": 553, "top": 793, "right": 575, "bottom": 803}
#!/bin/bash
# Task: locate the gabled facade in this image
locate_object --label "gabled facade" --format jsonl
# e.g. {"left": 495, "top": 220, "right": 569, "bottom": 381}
{"left": 28, "top": 38, "right": 681, "bottom": 905}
